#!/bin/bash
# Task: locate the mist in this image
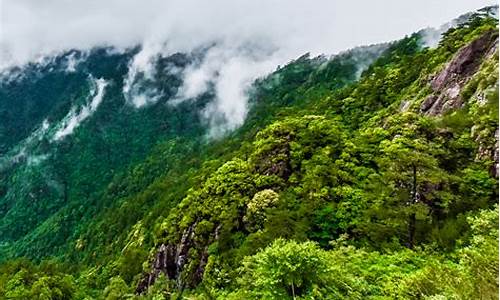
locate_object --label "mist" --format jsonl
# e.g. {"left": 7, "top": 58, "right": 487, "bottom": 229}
{"left": 1, "top": 0, "right": 496, "bottom": 136}
{"left": 1, "top": 0, "right": 496, "bottom": 68}
{"left": 53, "top": 77, "right": 108, "bottom": 141}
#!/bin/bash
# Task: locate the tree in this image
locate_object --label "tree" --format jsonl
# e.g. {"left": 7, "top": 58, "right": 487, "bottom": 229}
{"left": 244, "top": 189, "right": 279, "bottom": 231}
{"left": 363, "top": 134, "right": 453, "bottom": 248}
{"left": 103, "top": 276, "right": 131, "bottom": 300}
{"left": 235, "top": 239, "right": 340, "bottom": 299}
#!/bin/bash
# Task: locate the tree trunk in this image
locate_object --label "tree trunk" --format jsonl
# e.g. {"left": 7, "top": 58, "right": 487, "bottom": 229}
{"left": 407, "top": 164, "right": 418, "bottom": 249}
{"left": 407, "top": 212, "right": 416, "bottom": 249}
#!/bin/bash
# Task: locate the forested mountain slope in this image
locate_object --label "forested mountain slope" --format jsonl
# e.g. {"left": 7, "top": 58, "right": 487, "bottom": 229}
{"left": 0, "top": 7, "right": 498, "bottom": 299}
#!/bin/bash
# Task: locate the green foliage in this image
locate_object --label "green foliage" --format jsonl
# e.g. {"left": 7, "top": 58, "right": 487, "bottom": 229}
{"left": 233, "top": 239, "right": 348, "bottom": 299}
{"left": 103, "top": 277, "right": 132, "bottom": 300}
{"left": 0, "top": 11, "right": 498, "bottom": 300}
{"left": 244, "top": 189, "right": 280, "bottom": 231}
{"left": 400, "top": 206, "right": 499, "bottom": 299}
{"left": 0, "top": 260, "right": 78, "bottom": 299}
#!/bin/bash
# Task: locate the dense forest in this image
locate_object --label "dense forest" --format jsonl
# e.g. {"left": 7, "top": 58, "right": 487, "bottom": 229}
{"left": 0, "top": 7, "right": 498, "bottom": 299}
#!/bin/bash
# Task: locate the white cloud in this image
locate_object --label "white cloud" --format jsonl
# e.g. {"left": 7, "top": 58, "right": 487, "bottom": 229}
{"left": 53, "top": 77, "right": 108, "bottom": 141}
{"left": 64, "top": 51, "right": 87, "bottom": 73}
{"left": 1, "top": 0, "right": 495, "bottom": 70}
{"left": 1, "top": 0, "right": 496, "bottom": 135}
{"left": 122, "top": 41, "right": 164, "bottom": 107}
{"left": 200, "top": 46, "right": 281, "bottom": 137}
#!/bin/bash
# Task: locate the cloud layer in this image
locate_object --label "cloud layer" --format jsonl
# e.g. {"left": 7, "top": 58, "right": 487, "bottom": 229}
{"left": 1, "top": 0, "right": 495, "bottom": 136}
{"left": 53, "top": 77, "right": 108, "bottom": 141}
{"left": 1, "top": 0, "right": 495, "bottom": 69}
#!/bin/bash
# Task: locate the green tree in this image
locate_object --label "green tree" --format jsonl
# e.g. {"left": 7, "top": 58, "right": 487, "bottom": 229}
{"left": 363, "top": 134, "right": 453, "bottom": 248}
{"left": 235, "top": 239, "right": 345, "bottom": 299}
{"left": 103, "top": 276, "right": 131, "bottom": 300}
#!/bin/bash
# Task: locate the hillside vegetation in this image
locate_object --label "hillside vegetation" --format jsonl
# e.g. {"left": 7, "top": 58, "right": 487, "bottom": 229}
{"left": 0, "top": 9, "right": 498, "bottom": 299}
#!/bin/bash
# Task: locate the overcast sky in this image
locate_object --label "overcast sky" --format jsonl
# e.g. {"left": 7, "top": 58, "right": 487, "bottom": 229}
{"left": 0, "top": 0, "right": 496, "bottom": 69}
{"left": 0, "top": 0, "right": 497, "bottom": 137}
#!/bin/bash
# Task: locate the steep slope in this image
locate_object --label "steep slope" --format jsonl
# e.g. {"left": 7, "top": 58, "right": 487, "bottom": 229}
{"left": 0, "top": 7, "right": 498, "bottom": 300}
{"left": 0, "top": 37, "right": 385, "bottom": 262}
{"left": 132, "top": 12, "right": 498, "bottom": 298}
{"left": 0, "top": 49, "right": 209, "bottom": 259}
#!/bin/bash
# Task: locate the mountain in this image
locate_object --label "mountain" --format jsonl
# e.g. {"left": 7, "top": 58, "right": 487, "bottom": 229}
{"left": 0, "top": 7, "right": 498, "bottom": 299}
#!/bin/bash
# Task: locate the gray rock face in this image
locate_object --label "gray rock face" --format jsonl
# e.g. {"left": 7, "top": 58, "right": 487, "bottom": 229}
{"left": 136, "top": 224, "right": 196, "bottom": 293}
{"left": 420, "top": 30, "right": 498, "bottom": 116}
{"left": 136, "top": 222, "right": 220, "bottom": 294}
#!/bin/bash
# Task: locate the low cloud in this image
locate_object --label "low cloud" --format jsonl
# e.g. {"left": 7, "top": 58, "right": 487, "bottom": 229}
{"left": 2, "top": 0, "right": 495, "bottom": 70}
{"left": 1, "top": 0, "right": 495, "bottom": 136}
{"left": 53, "top": 77, "right": 108, "bottom": 141}
{"left": 171, "top": 43, "right": 281, "bottom": 137}
{"left": 420, "top": 6, "right": 499, "bottom": 48}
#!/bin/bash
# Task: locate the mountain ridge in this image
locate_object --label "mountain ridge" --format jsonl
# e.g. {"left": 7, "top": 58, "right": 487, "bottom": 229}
{"left": 0, "top": 7, "right": 498, "bottom": 299}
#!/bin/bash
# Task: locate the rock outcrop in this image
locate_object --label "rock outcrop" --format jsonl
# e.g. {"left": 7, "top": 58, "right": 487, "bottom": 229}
{"left": 136, "top": 222, "right": 220, "bottom": 294}
{"left": 420, "top": 29, "right": 499, "bottom": 178}
{"left": 420, "top": 30, "right": 498, "bottom": 116}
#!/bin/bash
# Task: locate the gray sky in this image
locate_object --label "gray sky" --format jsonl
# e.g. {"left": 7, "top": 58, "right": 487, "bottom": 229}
{"left": 0, "top": 0, "right": 496, "bottom": 68}
{"left": 0, "top": 0, "right": 496, "bottom": 137}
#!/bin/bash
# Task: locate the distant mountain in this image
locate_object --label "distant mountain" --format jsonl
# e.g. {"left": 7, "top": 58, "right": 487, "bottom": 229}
{"left": 0, "top": 7, "right": 498, "bottom": 299}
